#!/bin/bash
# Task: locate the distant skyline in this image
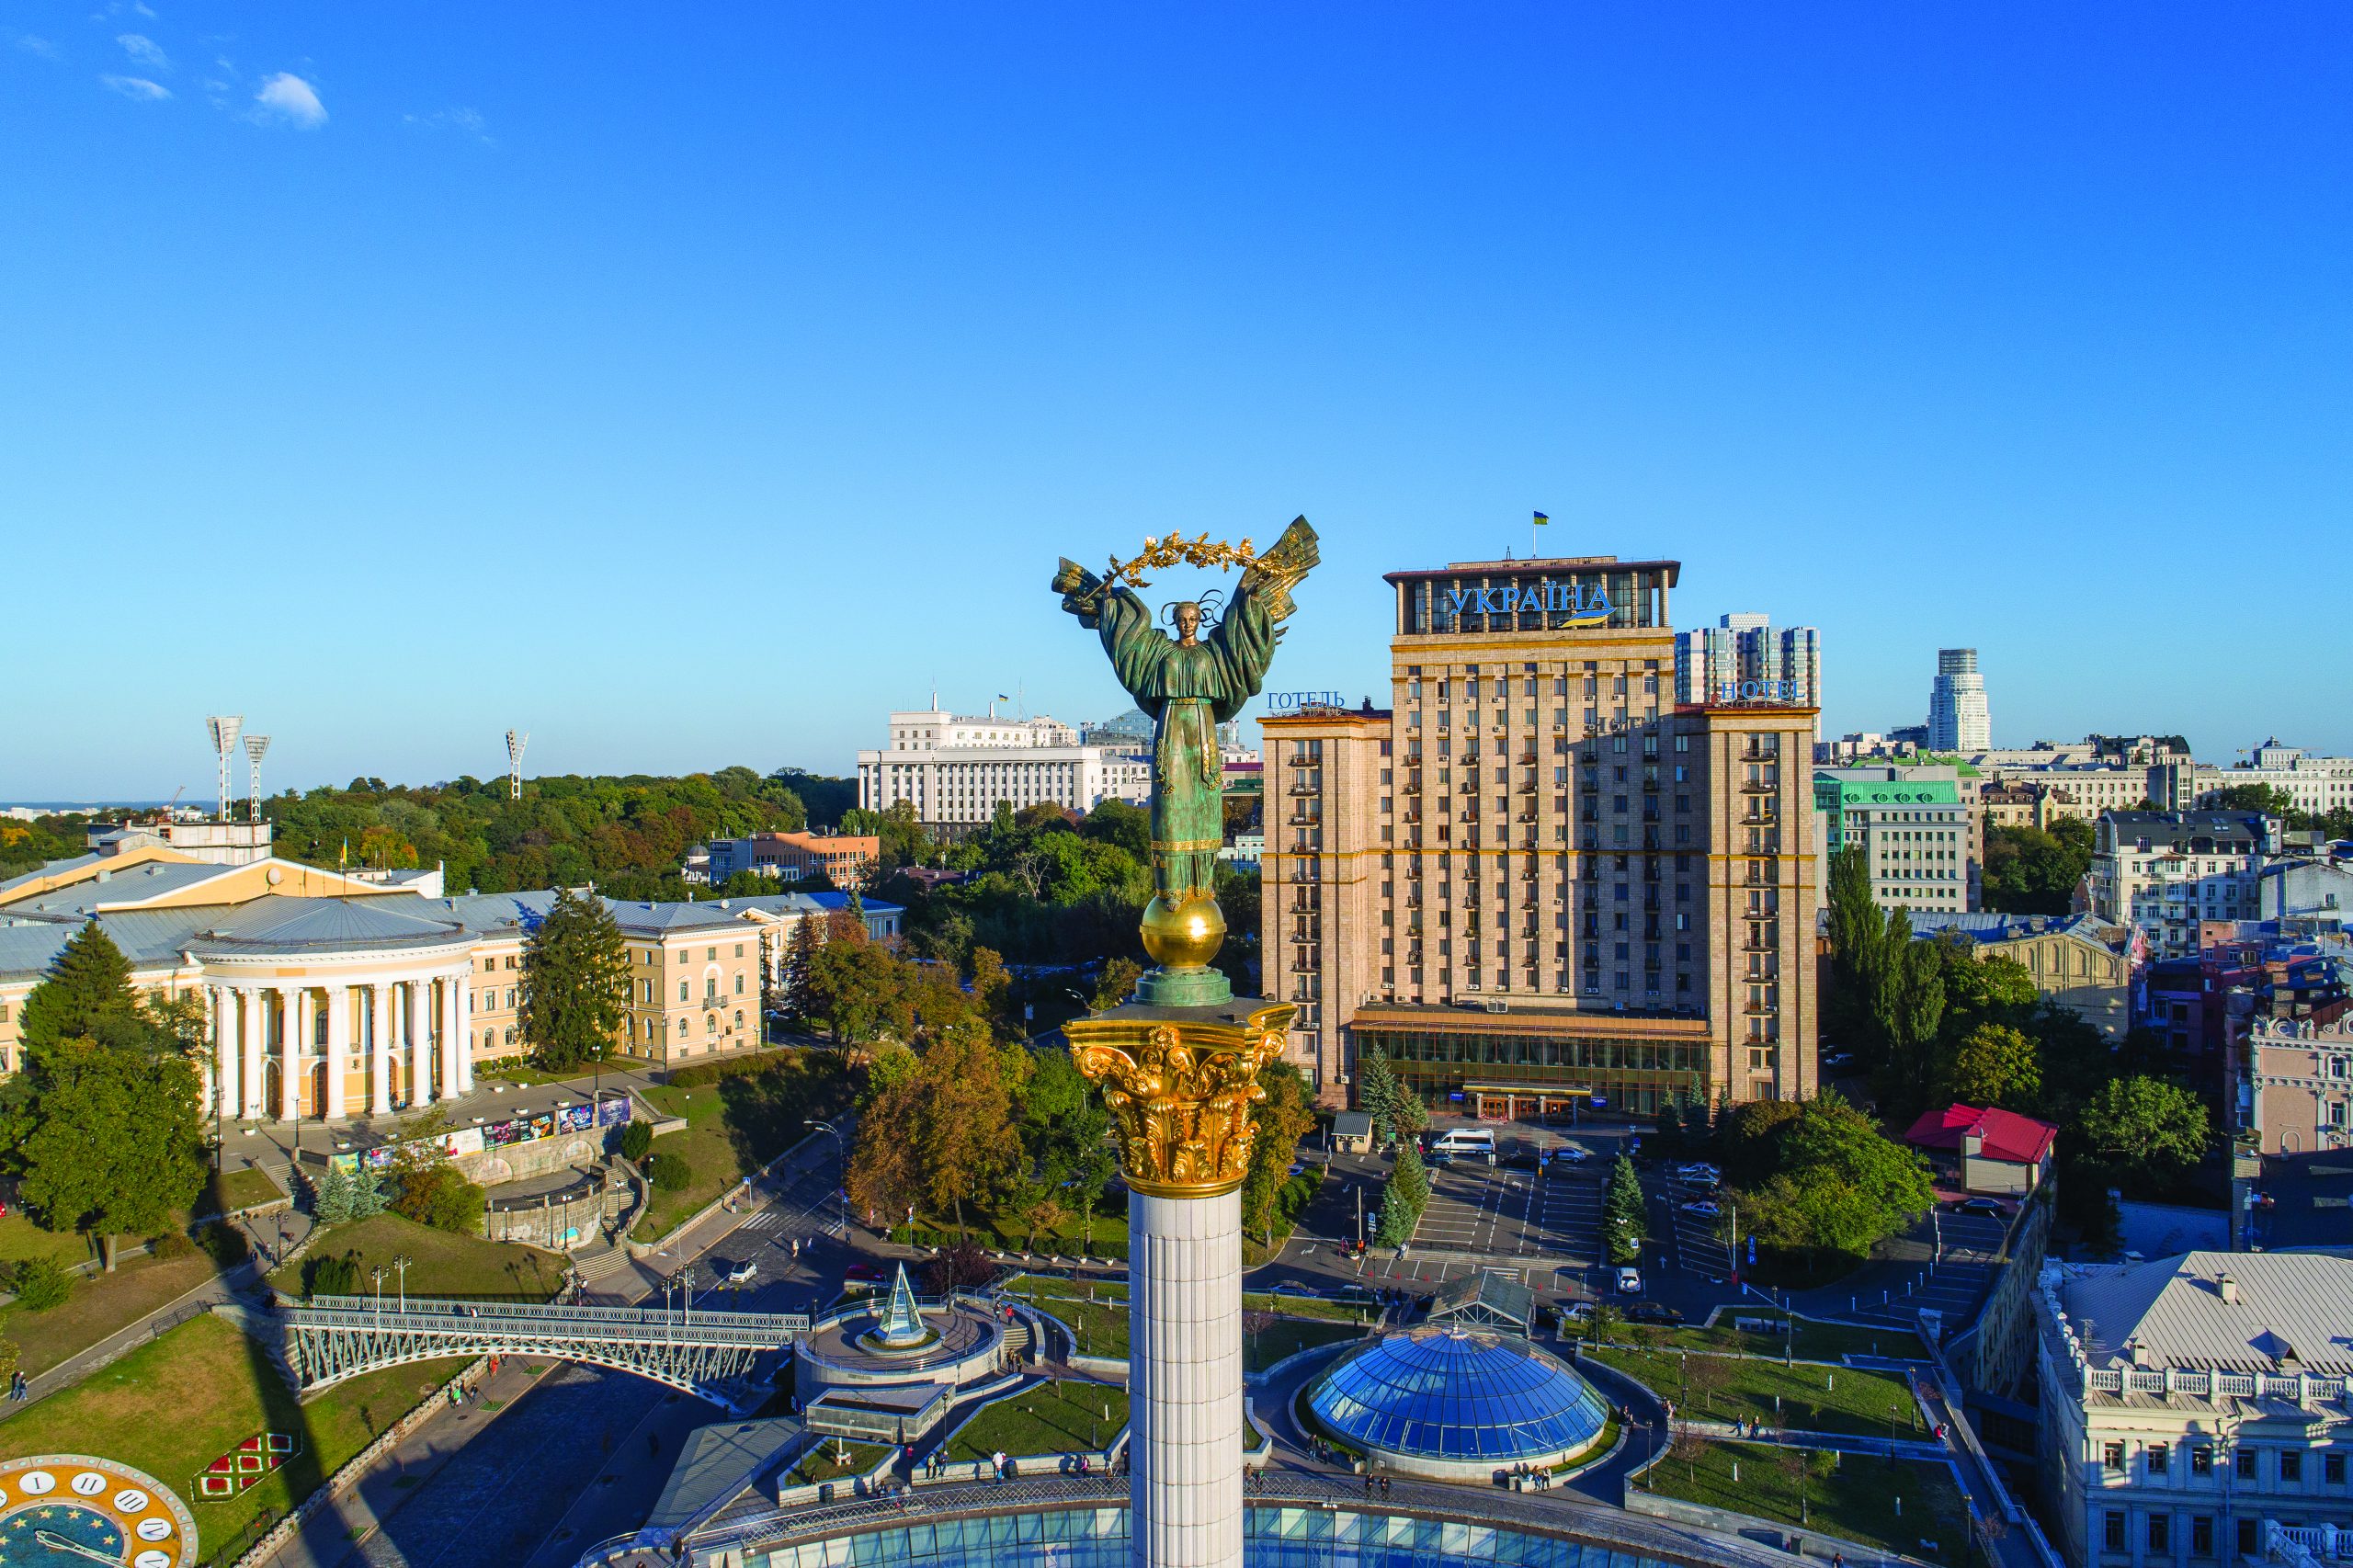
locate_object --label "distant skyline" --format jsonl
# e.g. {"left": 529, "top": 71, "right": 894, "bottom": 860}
{"left": 7, "top": 5, "right": 2349, "bottom": 798}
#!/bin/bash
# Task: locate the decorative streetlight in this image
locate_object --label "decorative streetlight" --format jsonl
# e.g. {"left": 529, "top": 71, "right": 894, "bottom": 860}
{"left": 393, "top": 1254, "right": 412, "bottom": 1312}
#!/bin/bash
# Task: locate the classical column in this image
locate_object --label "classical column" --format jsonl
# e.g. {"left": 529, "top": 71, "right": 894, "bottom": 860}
{"left": 455, "top": 974, "right": 475, "bottom": 1095}
{"left": 409, "top": 978, "right": 436, "bottom": 1107}
{"left": 241, "top": 987, "right": 265, "bottom": 1120}
{"left": 208, "top": 986, "right": 232, "bottom": 1119}
{"left": 323, "top": 985, "right": 349, "bottom": 1119}
{"left": 439, "top": 973, "right": 463, "bottom": 1102}
{"left": 278, "top": 989, "right": 305, "bottom": 1121}
{"left": 369, "top": 983, "right": 393, "bottom": 1116}
{"left": 1069, "top": 1004, "right": 1292, "bottom": 1568}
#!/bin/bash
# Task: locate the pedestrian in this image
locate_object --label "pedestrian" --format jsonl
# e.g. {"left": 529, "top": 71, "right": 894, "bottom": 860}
{"left": 1834, "top": 1554, "right": 1845, "bottom": 1568}
{"left": 1365, "top": 1474, "right": 1376, "bottom": 1498}
{"left": 1381, "top": 1475, "right": 1391, "bottom": 1499}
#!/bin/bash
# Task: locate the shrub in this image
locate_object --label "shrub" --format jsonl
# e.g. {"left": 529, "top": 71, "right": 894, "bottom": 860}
{"left": 620, "top": 1121, "right": 654, "bottom": 1164}
{"left": 392, "top": 1165, "right": 487, "bottom": 1234}
{"left": 149, "top": 1231, "right": 197, "bottom": 1261}
{"left": 198, "top": 1222, "right": 250, "bottom": 1267}
{"left": 925, "top": 1239, "right": 995, "bottom": 1295}
{"left": 649, "top": 1152, "right": 691, "bottom": 1192}
{"left": 306, "top": 1252, "right": 361, "bottom": 1297}
{"left": 9, "top": 1257, "right": 72, "bottom": 1312}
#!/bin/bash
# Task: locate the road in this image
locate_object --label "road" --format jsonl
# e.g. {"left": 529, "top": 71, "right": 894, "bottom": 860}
{"left": 257, "top": 1119, "right": 857, "bottom": 1568}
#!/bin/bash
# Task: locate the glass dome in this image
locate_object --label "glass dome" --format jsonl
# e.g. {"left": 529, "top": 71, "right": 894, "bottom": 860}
{"left": 1305, "top": 1325, "right": 1609, "bottom": 1468}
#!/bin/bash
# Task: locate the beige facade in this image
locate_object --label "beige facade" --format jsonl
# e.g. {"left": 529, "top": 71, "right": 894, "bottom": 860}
{"left": 1260, "top": 553, "right": 1817, "bottom": 1113}
{"left": 2238, "top": 1016, "right": 2353, "bottom": 1157}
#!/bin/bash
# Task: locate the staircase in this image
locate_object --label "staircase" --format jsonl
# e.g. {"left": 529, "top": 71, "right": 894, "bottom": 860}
{"left": 572, "top": 1240, "right": 634, "bottom": 1287}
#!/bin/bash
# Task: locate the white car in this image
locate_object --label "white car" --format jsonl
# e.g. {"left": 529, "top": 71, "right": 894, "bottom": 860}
{"left": 1562, "top": 1301, "right": 1596, "bottom": 1322}
{"left": 1676, "top": 1164, "right": 1722, "bottom": 1186}
{"left": 722, "top": 1260, "right": 758, "bottom": 1286}
{"left": 1614, "top": 1266, "right": 1643, "bottom": 1295}
{"left": 1680, "top": 1200, "right": 1722, "bottom": 1219}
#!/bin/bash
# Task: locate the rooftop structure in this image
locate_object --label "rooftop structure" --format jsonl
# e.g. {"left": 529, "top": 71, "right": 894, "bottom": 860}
{"left": 1927, "top": 648, "right": 1992, "bottom": 753}
{"left": 856, "top": 703, "right": 1150, "bottom": 832}
{"left": 1304, "top": 1324, "right": 1610, "bottom": 1481}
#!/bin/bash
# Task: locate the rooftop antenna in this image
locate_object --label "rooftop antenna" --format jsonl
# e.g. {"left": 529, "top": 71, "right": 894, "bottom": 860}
{"left": 506, "top": 730, "right": 529, "bottom": 801}
{"left": 205, "top": 715, "right": 243, "bottom": 822}
{"left": 244, "top": 735, "right": 271, "bottom": 822}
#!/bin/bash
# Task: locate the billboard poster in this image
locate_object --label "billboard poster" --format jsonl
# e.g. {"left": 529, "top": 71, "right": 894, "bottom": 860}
{"left": 527, "top": 1111, "right": 556, "bottom": 1142}
{"left": 596, "top": 1096, "right": 631, "bottom": 1128}
{"left": 483, "top": 1118, "right": 523, "bottom": 1147}
{"left": 556, "top": 1103, "right": 594, "bottom": 1134}
{"left": 444, "top": 1127, "right": 484, "bottom": 1158}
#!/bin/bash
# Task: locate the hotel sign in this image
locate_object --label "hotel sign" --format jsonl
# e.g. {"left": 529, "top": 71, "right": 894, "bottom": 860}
{"left": 1714, "top": 679, "right": 1802, "bottom": 704}
{"left": 1265, "top": 690, "right": 1350, "bottom": 715}
{"left": 1441, "top": 582, "right": 1610, "bottom": 625}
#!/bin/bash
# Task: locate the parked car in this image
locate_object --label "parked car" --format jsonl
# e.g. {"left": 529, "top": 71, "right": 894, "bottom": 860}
{"left": 1561, "top": 1301, "right": 1596, "bottom": 1323}
{"left": 1625, "top": 1302, "right": 1685, "bottom": 1326}
{"left": 1949, "top": 1197, "right": 2007, "bottom": 1219}
{"left": 1614, "top": 1266, "right": 1643, "bottom": 1295}
{"left": 844, "top": 1263, "right": 886, "bottom": 1289}
{"left": 1679, "top": 1200, "right": 1722, "bottom": 1219}
{"left": 1823, "top": 1051, "right": 1858, "bottom": 1072}
{"left": 1499, "top": 1145, "right": 1541, "bottom": 1171}
{"left": 722, "top": 1259, "right": 759, "bottom": 1286}
{"left": 1551, "top": 1144, "right": 1592, "bottom": 1165}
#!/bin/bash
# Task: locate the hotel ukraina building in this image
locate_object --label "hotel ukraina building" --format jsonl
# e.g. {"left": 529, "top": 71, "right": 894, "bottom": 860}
{"left": 0, "top": 827, "right": 893, "bottom": 1120}
{"left": 1261, "top": 553, "right": 1819, "bottom": 1116}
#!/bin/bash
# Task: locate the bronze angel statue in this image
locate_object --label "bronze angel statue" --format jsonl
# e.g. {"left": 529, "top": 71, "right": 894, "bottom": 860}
{"left": 1052, "top": 517, "right": 1319, "bottom": 993}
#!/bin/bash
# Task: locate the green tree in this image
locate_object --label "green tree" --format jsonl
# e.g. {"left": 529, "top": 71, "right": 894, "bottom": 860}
{"left": 520, "top": 889, "right": 631, "bottom": 1071}
{"left": 1356, "top": 1042, "right": 1404, "bottom": 1145}
{"left": 1946, "top": 1022, "right": 2043, "bottom": 1111}
{"left": 1733, "top": 1095, "right": 1935, "bottom": 1263}
{"left": 1604, "top": 1155, "right": 1646, "bottom": 1264}
{"left": 1241, "top": 1062, "right": 1316, "bottom": 1243}
{"left": 1983, "top": 820, "right": 2096, "bottom": 915}
{"left": 1376, "top": 1142, "right": 1428, "bottom": 1247}
{"left": 14, "top": 925, "right": 142, "bottom": 1059}
{"left": 1092, "top": 957, "right": 1143, "bottom": 1012}
{"left": 2079, "top": 1076, "right": 2211, "bottom": 1192}
{"left": 313, "top": 1163, "right": 355, "bottom": 1224}
{"left": 1824, "top": 846, "right": 1885, "bottom": 1053}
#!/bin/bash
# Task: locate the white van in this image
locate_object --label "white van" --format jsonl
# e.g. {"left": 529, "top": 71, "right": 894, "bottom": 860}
{"left": 1430, "top": 1129, "right": 1496, "bottom": 1162}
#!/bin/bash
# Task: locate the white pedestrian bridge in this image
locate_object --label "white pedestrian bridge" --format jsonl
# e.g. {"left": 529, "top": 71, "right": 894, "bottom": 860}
{"left": 280, "top": 1295, "right": 812, "bottom": 1410}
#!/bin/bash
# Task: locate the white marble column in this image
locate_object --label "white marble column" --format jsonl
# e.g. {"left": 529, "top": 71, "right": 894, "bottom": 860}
{"left": 1129, "top": 1187, "right": 1245, "bottom": 1568}
{"left": 455, "top": 974, "right": 475, "bottom": 1095}
{"left": 241, "top": 987, "right": 265, "bottom": 1120}
{"left": 210, "top": 986, "right": 233, "bottom": 1119}
{"left": 323, "top": 985, "right": 349, "bottom": 1119}
{"left": 278, "top": 989, "right": 305, "bottom": 1121}
{"left": 439, "top": 973, "right": 462, "bottom": 1102}
{"left": 408, "top": 977, "right": 436, "bottom": 1107}
{"left": 369, "top": 983, "right": 393, "bottom": 1115}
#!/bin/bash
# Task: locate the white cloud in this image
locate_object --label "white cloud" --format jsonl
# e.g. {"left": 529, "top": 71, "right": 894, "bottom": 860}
{"left": 100, "top": 73, "right": 169, "bottom": 100}
{"left": 116, "top": 32, "right": 167, "bottom": 70}
{"left": 253, "top": 71, "right": 324, "bottom": 128}
{"left": 16, "top": 34, "right": 60, "bottom": 58}
{"left": 404, "top": 106, "right": 491, "bottom": 144}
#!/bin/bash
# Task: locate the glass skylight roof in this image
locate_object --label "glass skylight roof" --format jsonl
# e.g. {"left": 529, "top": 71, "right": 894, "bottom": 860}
{"left": 1305, "top": 1325, "right": 1609, "bottom": 1462}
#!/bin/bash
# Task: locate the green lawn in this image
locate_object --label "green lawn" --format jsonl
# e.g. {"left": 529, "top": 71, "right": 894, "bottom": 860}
{"left": 1584, "top": 1312, "right": 1927, "bottom": 1363}
{"left": 190, "top": 1167, "right": 285, "bottom": 1220}
{"left": 629, "top": 1052, "right": 849, "bottom": 1242}
{"left": 783, "top": 1440, "right": 886, "bottom": 1485}
{"left": 948, "top": 1381, "right": 1128, "bottom": 1460}
{"left": 0, "top": 1211, "right": 97, "bottom": 1270}
{"left": 269, "top": 1213, "right": 566, "bottom": 1303}
{"left": 0, "top": 1312, "right": 470, "bottom": 1565}
{"left": 1245, "top": 1318, "right": 1363, "bottom": 1373}
{"left": 1241, "top": 1290, "right": 1375, "bottom": 1324}
{"left": 1643, "top": 1438, "right": 1970, "bottom": 1559}
{"left": 1588, "top": 1346, "right": 1924, "bottom": 1439}
{"left": 3, "top": 1249, "right": 224, "bottom": 1376}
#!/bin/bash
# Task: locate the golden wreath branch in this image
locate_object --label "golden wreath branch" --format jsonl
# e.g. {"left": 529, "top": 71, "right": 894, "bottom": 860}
{"left": 1106, "top": 530, "right": 1256, "bottom": 591}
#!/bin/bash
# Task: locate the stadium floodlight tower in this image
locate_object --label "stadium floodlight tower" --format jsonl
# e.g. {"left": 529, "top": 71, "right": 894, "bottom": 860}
{"left": 244, "top": 734, "right": 271, "bottom": 822}
{"left": 205, "top": 715, "right": 243, "bottom": 821}
{"left": 506, "top": 729, "right": 529, "bottom": 801}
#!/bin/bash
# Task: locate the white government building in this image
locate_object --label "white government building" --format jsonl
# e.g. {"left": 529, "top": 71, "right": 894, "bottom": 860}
{"left": 2036, "top": 1249, "right": 2353, "bottom": 1568}
{"left": 855, "top": 702, "right": 1152, "bottom": 831}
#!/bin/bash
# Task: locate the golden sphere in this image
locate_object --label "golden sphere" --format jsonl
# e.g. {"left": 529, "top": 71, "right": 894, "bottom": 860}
{"left": 1139, "top": 893, "right": 1226, "bottom": 970}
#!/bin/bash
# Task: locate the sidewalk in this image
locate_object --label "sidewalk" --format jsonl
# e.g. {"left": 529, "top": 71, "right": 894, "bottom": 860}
{"left": 244, "top": 1355, "right": 554, "bottom": 1568}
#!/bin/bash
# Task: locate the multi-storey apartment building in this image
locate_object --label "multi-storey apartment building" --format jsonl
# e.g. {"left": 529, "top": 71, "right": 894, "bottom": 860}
{"left": 705, "top": 830, "right": 881, "bottom": 889}
{"left": 1814, "top": 765, "right": 1979, "bottom": 913}
{"left": 856, "top": 705, "right": 1151, "bottom": 832}
{"left": 1261, "top": 553, "right": 1818, "bottom": 1115}
{"left": 1673, "top": 614, "right": 1822, "bottom": 735}
{"left": 1927, "top": 647, "right": 1993, "bottom": 752}
{"left": 2090, "top": 812, "right": 2282, "bottom": 960}
{"left": 2035, "top": 1250, "right": 2353, "bottom": 1568}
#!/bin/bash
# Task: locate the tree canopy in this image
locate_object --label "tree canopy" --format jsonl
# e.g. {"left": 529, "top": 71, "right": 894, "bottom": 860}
{"left": 520, "top": 888, "right": 632, "bottom": 1070}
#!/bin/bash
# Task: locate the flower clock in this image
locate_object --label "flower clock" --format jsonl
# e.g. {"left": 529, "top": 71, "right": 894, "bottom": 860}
{"left": 0, "top": 1458, "right": 196, "bottom": 1567}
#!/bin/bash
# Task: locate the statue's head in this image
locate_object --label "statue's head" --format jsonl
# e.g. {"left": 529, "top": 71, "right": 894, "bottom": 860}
{"left": 1161, "top": 590, "right": 1222, "bottom": 645}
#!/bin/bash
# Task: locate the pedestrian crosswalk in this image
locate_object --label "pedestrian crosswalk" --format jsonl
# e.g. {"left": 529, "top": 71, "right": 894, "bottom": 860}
{"left": 733, "top": 1210, "right": 785, "bottom": 1231}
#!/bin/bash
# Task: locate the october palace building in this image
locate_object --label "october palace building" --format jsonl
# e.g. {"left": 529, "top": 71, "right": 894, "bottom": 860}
{"left": 0, "top": 832, "right": 895, "bottom": 1120}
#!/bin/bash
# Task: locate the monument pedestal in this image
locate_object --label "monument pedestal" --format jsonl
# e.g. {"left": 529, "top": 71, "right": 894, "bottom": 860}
{"left": 1066, "top": 998, "right": 1292, "bottom": 1568}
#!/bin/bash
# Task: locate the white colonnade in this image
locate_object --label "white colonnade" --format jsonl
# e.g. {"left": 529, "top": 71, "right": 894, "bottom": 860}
{"left": 205, "top": 966, "right": 472, "bottom": 1124}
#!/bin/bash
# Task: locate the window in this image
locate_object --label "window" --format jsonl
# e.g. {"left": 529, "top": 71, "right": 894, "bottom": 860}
{"left": 2239, "top": 1521, "right": 2259, "bottom": 1557}
{"left": 2104, "top": 1512, "right": 2126, "bottom": 1552}
{"left": 2325, "top": 1454, "right": 2346, "bottom": 1486}
{"left": 2148, "top": 1443, "right": 2168, "bottom": 1475}
{"left": 2190, "top": 1447, "right": 2212, "bottom": 1478}
{"left": 2104, "top": 1443, "right": 2126, "bottom": 1472}
{"left": 2279, "top": 1450, "right": 2302, "bottom": 1483}
{"left": 2191, "top": 1516, "right": 2212, "bottom": 1558}
{"left": 2148, "top": 1516, "right": 2169, "bottom": 1553}
{"left": 677, "top": 981, "right": 688, "bottom": 1003}
{"left": 735, "top": 973, "right": 746, "bottom": 994}
{"left": 2236, "top": 1449, "right": 2257, "bottom": 1481}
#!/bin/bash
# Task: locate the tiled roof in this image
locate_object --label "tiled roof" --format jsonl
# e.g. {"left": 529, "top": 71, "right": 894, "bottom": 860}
{"left": 1904, "top": 1103, "right": 2058, "bottom": 1166}
{"left": 191, "top": 896, "right": 468, "bottom": 952}
{"left": 2061, "top": 1249, "right": 2353, "bottom": 1376}
{"left": 0, "top": 859, "right": 232, "bottom": 918}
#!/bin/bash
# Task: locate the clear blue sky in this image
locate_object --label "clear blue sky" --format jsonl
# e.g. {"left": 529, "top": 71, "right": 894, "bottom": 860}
{"left": 6, "top": 4, "right": 2348, "bottom": 800}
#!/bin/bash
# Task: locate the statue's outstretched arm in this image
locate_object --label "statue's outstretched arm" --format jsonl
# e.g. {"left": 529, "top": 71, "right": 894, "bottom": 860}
{"left": 1052, "top": 557, "right": 1109, "bottom": 629}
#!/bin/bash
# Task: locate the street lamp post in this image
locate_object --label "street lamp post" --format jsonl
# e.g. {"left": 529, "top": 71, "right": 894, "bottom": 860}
{"left": 806, "top": 1119, "right": 847, "bottom": 1234}
{"left": 393, "top": 1254, "right": 411, "bottom": 1312}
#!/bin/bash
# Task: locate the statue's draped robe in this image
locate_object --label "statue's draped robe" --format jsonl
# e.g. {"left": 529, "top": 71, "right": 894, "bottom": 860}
{"left": 1091, "top": 585, "right": 1279, "bottom": 901}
